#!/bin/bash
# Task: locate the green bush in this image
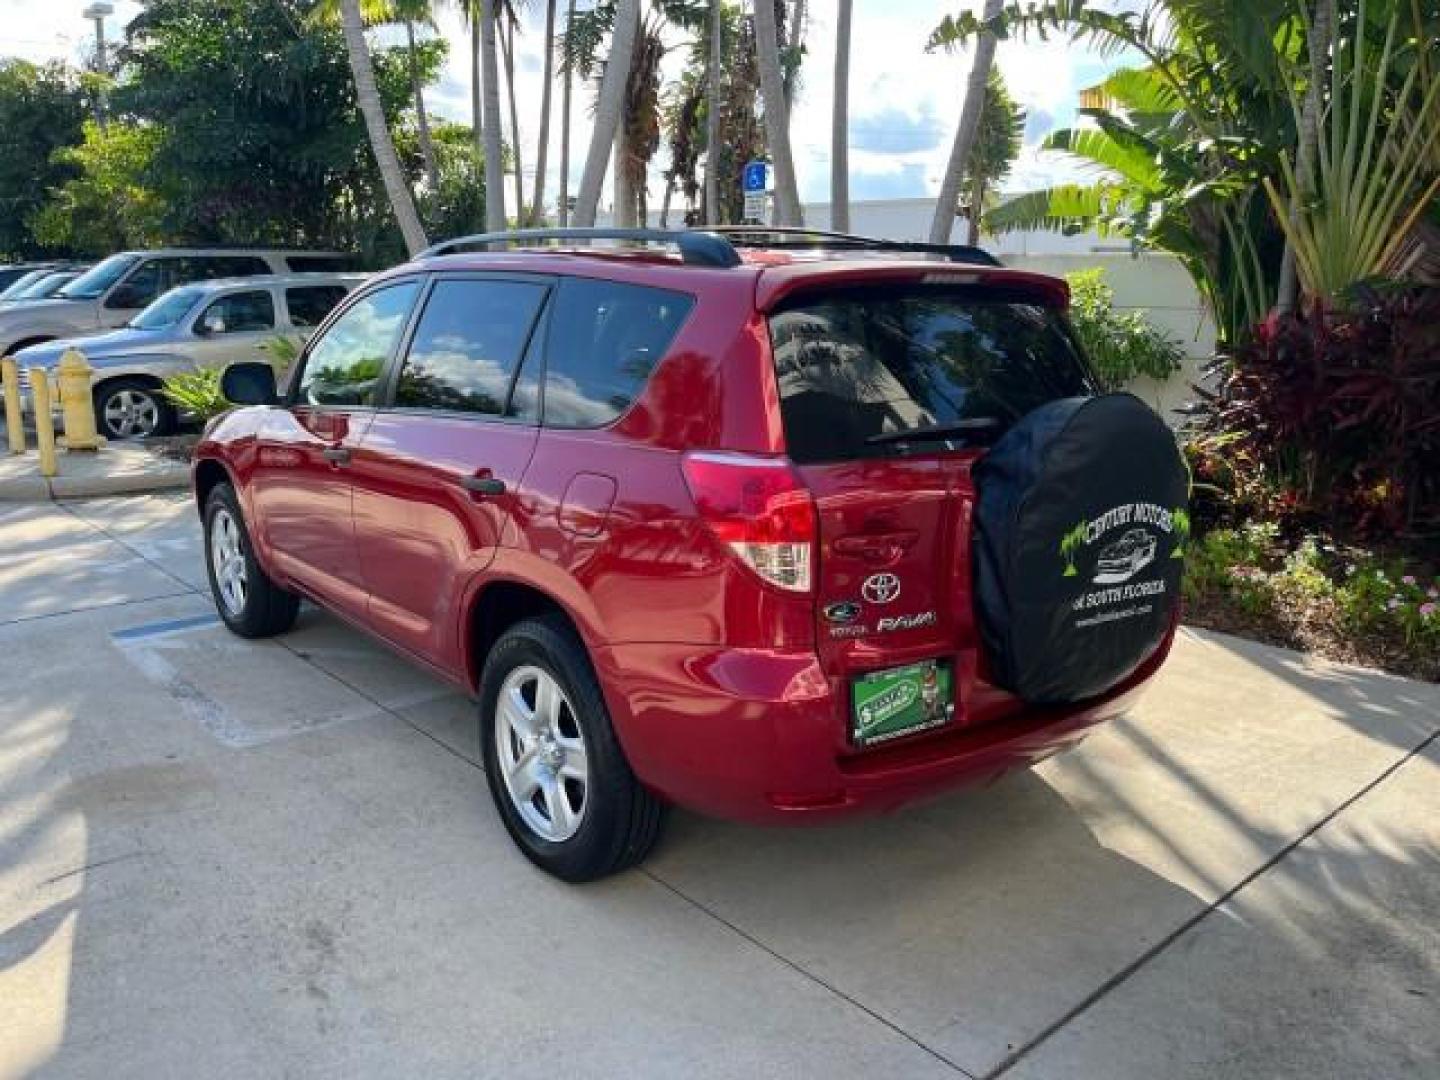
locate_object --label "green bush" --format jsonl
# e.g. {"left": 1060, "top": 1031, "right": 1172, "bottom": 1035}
{"left": 1065, "top": 268, "right": 1185, "bottom": 389}
{"left": 160, "top": 368, "right": 230, "bottom": 421}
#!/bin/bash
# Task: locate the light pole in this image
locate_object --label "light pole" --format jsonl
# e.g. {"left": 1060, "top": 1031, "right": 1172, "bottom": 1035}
{"left": 82, "top": 2, "right": 113, "bottom": 127}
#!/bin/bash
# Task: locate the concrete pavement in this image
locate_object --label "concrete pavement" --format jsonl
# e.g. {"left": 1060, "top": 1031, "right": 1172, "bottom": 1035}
{"left": 0, "top": 493, "right": 1436, "bottom": 1079}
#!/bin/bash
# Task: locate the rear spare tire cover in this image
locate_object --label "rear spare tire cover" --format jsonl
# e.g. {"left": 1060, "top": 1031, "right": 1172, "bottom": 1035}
{"left": 973, "top": 393, "right": 1189, "bottom": 705}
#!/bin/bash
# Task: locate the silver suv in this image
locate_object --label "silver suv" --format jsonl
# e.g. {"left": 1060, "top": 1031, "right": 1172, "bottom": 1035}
{"left": 18, "top": 273, "right": 365, "bottom": 439}
{"left": 0, "top": 247, "right": 355, "bottom": 359}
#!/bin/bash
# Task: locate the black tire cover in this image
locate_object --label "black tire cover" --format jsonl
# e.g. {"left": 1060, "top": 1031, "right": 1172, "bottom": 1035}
{"left": 973, "top": 393, "right": 1189, "bottom": 705}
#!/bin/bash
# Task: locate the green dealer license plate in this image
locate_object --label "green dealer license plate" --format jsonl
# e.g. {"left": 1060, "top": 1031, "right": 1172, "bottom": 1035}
{"left": 851, "top": 659, "right": 954, "bottom": 747}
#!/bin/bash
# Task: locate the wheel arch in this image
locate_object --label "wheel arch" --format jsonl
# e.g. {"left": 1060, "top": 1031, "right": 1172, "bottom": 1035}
{"left": 193, "top": 456, "right": 232, "bottom": 515}
{"left": 463, "top": 577, "right": 592, "bottom": 693}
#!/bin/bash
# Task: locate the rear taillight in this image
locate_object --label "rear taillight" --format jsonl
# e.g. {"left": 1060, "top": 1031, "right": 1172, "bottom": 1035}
{"left": 681, "top": 452, "right": 816, "bottom": 593}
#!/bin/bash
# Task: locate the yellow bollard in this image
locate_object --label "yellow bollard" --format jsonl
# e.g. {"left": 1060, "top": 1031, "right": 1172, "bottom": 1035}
{"left": 28, "top": 367, "right": 57, "bottom": 478}
{"left": 56, "top": 349, "right": 104, "bottom": 452}
{"left": 1, "top": 358, "right": 24, "bottom": 454}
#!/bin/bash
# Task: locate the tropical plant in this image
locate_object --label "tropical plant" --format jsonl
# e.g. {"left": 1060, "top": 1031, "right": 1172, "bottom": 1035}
{"left": 753, "top": 0, "right": 803, "bottom": 225}
{"left": 1064, "top": 268, "right": 1184, "bottom": 389}
{"left": 338, "top": 0, "right": 428, "bottom": 254}
{"left": 959, "top": 68, "right": 1024, "bottom": 245}
{"left": 480, "top": 0, "right": 507, "bottom": 229}
{"left": 930, "top": 0, "right": 1299, "bottom": 344}
{"left": 161, "top": 367, "right": 231, "bottom": 422}
{"left": 29, "top": 121, "right": 166, "bottom": 256}
{"left": 557, "top": 0, "right": 576, "bottom": 225}
{"left": 528, "top": 0, "right": 559, "bottom": 224}
{"left": 1264, "top": 0, "right": 1440, "bottom": 301}
{"left": 830, "top": 0, "right": 851, "bottom": 232}
{"left": 929, "top": 0, "right": 1004, "bottom": 244}
{"left": 571, "top": 0, "right": 640, "bottom": 226}
{"left": 1190, "top": 285, "right": 1440, "bottom": 544}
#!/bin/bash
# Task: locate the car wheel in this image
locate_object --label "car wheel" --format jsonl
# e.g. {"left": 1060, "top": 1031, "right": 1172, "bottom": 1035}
{"left": 203, "top": 482, "right": 299, "bottom": 639}
{"left": 479, "top": 615, "right": 665, "bottom": 882}
{"left": 95, "top": 379, "right": 176, "bottom": 440}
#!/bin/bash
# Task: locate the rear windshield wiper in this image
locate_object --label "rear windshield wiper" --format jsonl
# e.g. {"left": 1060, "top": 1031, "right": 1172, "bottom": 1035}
{"left": 865, "top": 418, "right": 1002, "bottom": 446}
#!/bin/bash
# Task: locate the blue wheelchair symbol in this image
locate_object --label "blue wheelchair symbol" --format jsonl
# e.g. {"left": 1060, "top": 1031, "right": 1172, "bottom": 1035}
{"left": 742, "top": 161, "right": 769, "bottom": 193}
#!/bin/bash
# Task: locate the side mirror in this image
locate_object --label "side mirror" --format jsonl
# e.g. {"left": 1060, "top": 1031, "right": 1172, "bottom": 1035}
{"left": 221, "top": 361, "right": 279, "bottom": 406}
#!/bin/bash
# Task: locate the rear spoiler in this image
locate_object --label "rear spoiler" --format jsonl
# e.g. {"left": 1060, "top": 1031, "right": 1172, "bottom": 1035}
{"left": 753, "top": 263, "right": 1071, "bottom": 312}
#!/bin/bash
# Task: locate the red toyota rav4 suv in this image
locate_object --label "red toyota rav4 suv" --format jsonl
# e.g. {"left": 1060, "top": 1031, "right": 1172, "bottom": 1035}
{"left": 196, "top": 228, "right": 1188, "bottom": 881}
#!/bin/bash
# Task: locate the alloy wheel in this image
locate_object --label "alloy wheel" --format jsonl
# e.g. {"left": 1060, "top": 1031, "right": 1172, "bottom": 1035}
{"left": 103, "top": 388, "right": 160, "bottom": 439}
{"left": 494, "top": 665, "right": 589, "bottom": 842}
{"left": 209, "top": 507, "right": 248, "bottom": 617}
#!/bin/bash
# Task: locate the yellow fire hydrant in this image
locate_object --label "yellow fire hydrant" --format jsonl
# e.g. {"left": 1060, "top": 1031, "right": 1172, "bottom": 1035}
{"left": 56, "top": 349, "right": 105, "bottom": 452}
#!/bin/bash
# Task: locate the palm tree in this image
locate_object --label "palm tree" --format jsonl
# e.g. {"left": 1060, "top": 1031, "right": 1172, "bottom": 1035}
{"left": 1276, "top": 0, "right": 1335, "bottom": 314}
{"left": 573, "top": 0, "right": 641, "bottom": 226}
{"left": 337, "top": 0, "right": 428, "bottom": 254}
{"left": 558, "top": 0, "right": 575, "bottom": 225}
{"left": 402, "top": 15, "right": 441, "bottom": 192}
{"left": 830, "top": 0, "right": 851, "bottom": 231}
{"left": 703, "top": 0, "right": 722, "bottom": 225}
{"left": 463, "top": 0, "right": 483, "bottom": 157}
{"left": 753, "top": 0, "right": 803, "bottom": 225}
{"left": 498, "top": 2, "right": 526, "bottom": 222}
{"left": 961, "top": 69, "right": 1024, "bottom": 244}
{"left": 928, "top": 0, "right": 1002, "bottom": 244}
{"left": 528, "top": 0, "right": 558, "bottom": 225}
{"left": 481, "top": 0, "right": 506, "bottom": 229}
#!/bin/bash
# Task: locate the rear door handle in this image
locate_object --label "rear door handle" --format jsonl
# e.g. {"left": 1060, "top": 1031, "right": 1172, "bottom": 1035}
{"left": 832, "top": 530, "right": 920, "bottom": 563}
{"left": 321, "top": 446, "right": 351, "bottom": 466}
{"left": 461, "top": 475, "right": 507, "bottom": 497}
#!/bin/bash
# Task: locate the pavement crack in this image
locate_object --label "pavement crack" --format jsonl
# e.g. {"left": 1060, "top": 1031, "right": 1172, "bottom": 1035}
{"left": 984, "top": 723, "right": 1440, "bottom": 1079}
{"left": 641, "top": 868, "right": 977, "bottom": 1078}
{"left": 0, "top": 590, "right": 199, "bottom": 628}
{"left": 274, "top": 639, "right": 482, "bottom": 768}
{"left": 41, "top": 850, "right": 144, "bottom": 887}
{"left": 57, "top": 499, "right": 200, "bottom": 595}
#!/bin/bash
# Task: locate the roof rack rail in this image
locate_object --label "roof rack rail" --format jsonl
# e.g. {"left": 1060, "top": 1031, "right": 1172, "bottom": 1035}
{"left": 417, "top": 228, "right": 742, "bottom": 268}
{"left": 708, "top": 226, "right": 1001, "bottom": 268}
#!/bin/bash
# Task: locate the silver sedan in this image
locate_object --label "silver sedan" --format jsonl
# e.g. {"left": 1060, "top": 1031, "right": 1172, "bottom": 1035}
{"left": 17, "top": 273, "right": 365, "bottom": 439}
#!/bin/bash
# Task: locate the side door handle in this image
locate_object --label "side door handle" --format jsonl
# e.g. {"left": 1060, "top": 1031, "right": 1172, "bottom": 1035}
{"left": 321, "top": 446, "right": 351, "bottom": 466}
{"left": 461, "top": 475, "right": 507, "bottom": 497}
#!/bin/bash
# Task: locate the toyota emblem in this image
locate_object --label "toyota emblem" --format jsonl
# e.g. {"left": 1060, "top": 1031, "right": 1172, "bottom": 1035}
{"left": 861, "top": 572, "right": 901, "bottom": 604}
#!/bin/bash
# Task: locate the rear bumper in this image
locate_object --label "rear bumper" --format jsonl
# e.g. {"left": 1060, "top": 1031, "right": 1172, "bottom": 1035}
{"left": 592, "top": 638, "right": 1169, "bottom": 824}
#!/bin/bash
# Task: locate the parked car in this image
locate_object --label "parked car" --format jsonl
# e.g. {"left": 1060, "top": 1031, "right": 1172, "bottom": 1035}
{"left": 0, "top": 263, "right": 72, "bottom": 299}
{"left": 0, "top": 248, "right": 358, "bottom": 359}
{"left": 0, "top": 267, "right": 88, "bottom": 305}
{"left": 0, "top": 263, "right": 65, "bottom": 293}
{"left": 193, "top": 227, "right": 1189, "bottom": 882}
{"left": 17, "top": 273, "right": 364, "bottom": 439}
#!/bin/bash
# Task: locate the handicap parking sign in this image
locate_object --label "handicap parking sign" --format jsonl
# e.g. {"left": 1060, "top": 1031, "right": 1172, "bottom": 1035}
{"left": 742, "top": 161, "right": 769, "bottom": 193}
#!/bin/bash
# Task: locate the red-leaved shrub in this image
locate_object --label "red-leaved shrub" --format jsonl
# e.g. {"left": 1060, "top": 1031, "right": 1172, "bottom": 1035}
{"left": 1190, "top": 287, "right": 1440, "bottom": 549}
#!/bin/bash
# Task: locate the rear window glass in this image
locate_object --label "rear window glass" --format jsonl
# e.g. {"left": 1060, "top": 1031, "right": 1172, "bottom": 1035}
{"left": 543, "top": 278, "right": 694, "bottom": 428}
{"left": 286, "top": 285, "right": 350, "bottom": 327}
{"left": 769, "top": 286, "right": 1098, "bottom": 464}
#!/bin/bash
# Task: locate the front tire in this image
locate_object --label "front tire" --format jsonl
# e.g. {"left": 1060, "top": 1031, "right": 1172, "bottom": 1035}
{"left": 95, "top": 378, "right": 176, "bottom": 440}
{"left": 203, "top": 482, "right": 299, "bottom": 639}
{"left": 479, "top": 615, "right": 665, "bottom": 882}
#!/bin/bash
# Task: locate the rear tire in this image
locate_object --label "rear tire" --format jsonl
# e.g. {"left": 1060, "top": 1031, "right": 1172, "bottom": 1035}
{"left": 479, "top": 615, "right": 665, "bottom": 882}
{"left": 203, "top": 482, "right": 299, "bottom": 639}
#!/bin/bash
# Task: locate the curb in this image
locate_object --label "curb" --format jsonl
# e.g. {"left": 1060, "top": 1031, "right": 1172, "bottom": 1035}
{"left": 0, "top": 460, "right": 190, "bottom": 502}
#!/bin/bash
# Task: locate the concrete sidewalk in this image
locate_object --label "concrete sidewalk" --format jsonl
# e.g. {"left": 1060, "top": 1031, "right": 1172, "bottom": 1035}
{"left": 0, "top": 494, "right": 1436, "bottom": 1079}
{"left": 0, "top": 416, "right": 190, "bottom": 501}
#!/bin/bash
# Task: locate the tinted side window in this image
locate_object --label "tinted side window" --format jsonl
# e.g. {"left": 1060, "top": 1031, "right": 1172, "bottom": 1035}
{"left": 543, "top": 278, "right": 694, "bottom": 428}
{"left": 298, "top": 282, "right": 419, "bottom": 407}
{"left": 185, "top": 256, "right": 271, "bottom": 280}
{"left": 105, "top": 258, "right": 181, "bottom": 309}
{"left": 395, "top": 279, "right": 548, "bottom": 418}
{"left": 285, "top": 285, "right": 350, "bottom": 328}
{"left": 199, "top": 290, "right": 276, "bottom": 333}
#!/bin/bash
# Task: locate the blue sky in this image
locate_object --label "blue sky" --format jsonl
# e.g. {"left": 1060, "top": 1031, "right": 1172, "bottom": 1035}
{"left": 10, "top": 0, "right": 1120, "bottom": 210}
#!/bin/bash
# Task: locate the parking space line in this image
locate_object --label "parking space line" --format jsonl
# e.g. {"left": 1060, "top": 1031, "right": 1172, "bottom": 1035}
{"left": 111, "top": 612, "right": 221, "bottom": 643}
